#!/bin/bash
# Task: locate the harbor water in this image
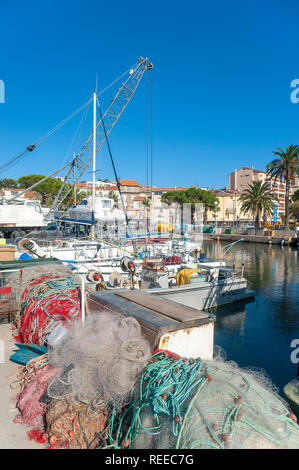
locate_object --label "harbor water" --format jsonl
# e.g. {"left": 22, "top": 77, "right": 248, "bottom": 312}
{"left": 202, "top": 239, "right": 299, "bottom": 394}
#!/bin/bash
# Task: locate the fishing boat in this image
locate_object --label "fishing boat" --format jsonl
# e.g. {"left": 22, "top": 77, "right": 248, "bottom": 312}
{"left": 138, "top": 256, "right": 254, "bottom": 311}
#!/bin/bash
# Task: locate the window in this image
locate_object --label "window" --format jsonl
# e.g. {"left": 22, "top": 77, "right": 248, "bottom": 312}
{"left": 27, "top": 201, "right": 42, "bottom": 214}
{"left": 102, "top": 200, "right": 112, "bottom": 208}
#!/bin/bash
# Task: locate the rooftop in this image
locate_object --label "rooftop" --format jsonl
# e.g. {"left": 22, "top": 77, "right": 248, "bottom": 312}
{"left": 119, "top": 179, "right": 139, "bottom": 187}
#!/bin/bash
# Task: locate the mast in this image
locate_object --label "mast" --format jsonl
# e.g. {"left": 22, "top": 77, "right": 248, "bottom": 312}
{"left": 91, "top": 91, "right": 97, "bottom": 239}
{"left": 73, "top": 152, "right": 77, "bottom": 207}
{"left": 46, "top": 57, "right": 153, "bottom": 220}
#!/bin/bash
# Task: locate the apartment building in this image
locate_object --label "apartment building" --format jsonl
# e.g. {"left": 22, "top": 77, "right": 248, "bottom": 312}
{"left": 0, "top": 188, "right": 40, "bottom": 201}
{"left": 205, "top": 189, "right": 249, "bottom": 224}
{"left": 229, "top": 166, "right": 286, "bottom": 219}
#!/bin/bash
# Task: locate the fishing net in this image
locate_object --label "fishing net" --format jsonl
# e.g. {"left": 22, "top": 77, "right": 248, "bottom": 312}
{"left": 114, "top": 350, "right": 299, "bottom": 450}
{"left": 5, "top": 263, "right": 74, "bottom": 308}
{"left": 15, "top": 272, "right": 81, "bottom": 345}
{"left": 44, "top": 395, "right": 108, "bottom": 449}
{"left": 13, "top": 360, "right": 60, "bottom": 427}
{"left": 48, "top": 311, "right": 151, "bottom": 408}
{"left": 33, "top": 310, "right": 151, "bottom": 448}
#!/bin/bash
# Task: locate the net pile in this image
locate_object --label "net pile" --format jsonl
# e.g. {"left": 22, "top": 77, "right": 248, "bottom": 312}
{"left": 44, "top": 395, "right": 108, "bottom": 449}
{"left": 9, "top": 277, "right": 299, "bottom": 450}
{"left": 176, "top": 358, "right": 299, "bottom": 449}
{"left": 13, "top": 356, "right": 60, "bottom": 427}
{"left": 15, "top": 310, "right": 151, "bottom": 449}
{"left": 113, "top": 351, "right": 299, "bottom": 450}
{"left": 6, "top": 263, "right": 73, "bottom": 308}
{"left": 16, "top": 273, "right": 81, "bottom": 345}
{"left": 48, "top": 312, "right": 151, "bottom": 406}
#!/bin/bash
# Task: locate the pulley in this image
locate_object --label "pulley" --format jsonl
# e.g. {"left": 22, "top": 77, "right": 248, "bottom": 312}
{"left": 26, "top": 144, "right": 36, "bottom": 152}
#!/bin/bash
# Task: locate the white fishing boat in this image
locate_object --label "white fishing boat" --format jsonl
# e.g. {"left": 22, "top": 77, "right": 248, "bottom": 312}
{"left": 138, "top": 256, "right": 254, "bottom": 311}
{"left": 67, "top": 195, "right": 126, "bottom": 227}
{"left": 0, "top": 199, "right": 47, "bottom": 238}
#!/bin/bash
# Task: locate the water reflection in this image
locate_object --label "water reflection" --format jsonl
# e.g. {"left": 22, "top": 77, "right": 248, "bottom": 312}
{"left": 202, "top": 240, "right": 299, "bottom": 393}
{"left": 213, "top": 300, "right": 252, "bottom": 336}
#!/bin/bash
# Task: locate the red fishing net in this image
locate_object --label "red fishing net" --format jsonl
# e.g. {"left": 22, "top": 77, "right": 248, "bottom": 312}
{"left": 16, "top": 274, "right": 81, "bottom": 345}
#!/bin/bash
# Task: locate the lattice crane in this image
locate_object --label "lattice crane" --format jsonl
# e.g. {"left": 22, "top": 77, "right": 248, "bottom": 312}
{"left": 46, "top": 56, "right": 153, "bottom": 221}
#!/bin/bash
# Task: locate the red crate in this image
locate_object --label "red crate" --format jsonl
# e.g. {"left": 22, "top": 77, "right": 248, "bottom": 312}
{"left": 0, "top": 287, "right": 12, "bottom": 294}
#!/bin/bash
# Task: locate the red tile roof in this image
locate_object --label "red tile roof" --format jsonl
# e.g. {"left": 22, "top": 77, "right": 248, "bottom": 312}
{"left": 119, "top": 179, "right": 139, "bottom": 187}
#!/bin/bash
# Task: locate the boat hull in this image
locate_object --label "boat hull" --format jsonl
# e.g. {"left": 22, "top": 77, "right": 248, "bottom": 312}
{"left": 145, "top": 277, "right": 255, "bottom": 310}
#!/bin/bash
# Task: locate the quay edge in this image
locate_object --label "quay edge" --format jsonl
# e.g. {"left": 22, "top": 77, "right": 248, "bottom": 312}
{"left": 202, "top": 232, "right": 299, "bottom": 246}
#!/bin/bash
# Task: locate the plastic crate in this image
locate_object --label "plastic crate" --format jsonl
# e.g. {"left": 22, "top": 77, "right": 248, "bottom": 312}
{"left": 0, "top": 271, "right": 20, "bottom": 323}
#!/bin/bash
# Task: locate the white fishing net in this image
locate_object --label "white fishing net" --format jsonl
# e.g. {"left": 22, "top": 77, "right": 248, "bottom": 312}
{"left": 48, "top": 311, "right": 151, "bottom": 408}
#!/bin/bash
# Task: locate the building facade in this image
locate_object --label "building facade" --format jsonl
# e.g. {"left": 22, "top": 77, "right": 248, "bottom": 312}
{"left": 229, "top": 166, "right": 286, "bottom": 220}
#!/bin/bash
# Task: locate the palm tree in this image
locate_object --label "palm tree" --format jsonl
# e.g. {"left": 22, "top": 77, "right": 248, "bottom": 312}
{"left": 239, "top": 181, "right": 278, "bottom": 227}
{"left": 267, "top": 145, "right": 299, "bottom": 228}
{"left": 67, "top": 189, "right": 86, "bottom": 207}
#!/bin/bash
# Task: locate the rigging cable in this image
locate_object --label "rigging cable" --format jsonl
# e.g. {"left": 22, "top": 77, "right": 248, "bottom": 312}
{"left": 0, "top": 62, "right": 137, "bottom": 176}
{"left": 96, "top": 95, "right": 131, "bottom": 236}
{"left": 62, "top": 94, "right": 92, "bottom": 169}
{"left": 150, "top": 68, "right": 154, "bottom": 223}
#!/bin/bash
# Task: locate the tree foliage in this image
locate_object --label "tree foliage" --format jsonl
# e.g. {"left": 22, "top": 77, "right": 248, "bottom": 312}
{"left": 239, "top": 181, "right": 277, "bottom": 227}
{"left": 161, "top": 188, "right": 219, "bottom": 225}
{"left": 292, "top": 189, "right": 299, "bottom": 202}
{"left": 290, "top": 200, "right": 299, "bottom": 220}
{"left": 18, "top": 175, "right": 65, "bottom": 205}
{"left": 267, "top": 145, "right": 299, "bottom": 228}
{"left": 0, "top": 178, "right": 18, "bottom": 189}
{"left": 108, "top": 190, "right": 119, "bottom": 205}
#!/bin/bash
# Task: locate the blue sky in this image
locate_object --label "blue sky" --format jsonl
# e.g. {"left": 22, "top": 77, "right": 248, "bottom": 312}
{"left": 0, "top": 0, "right": 299, "bottom": 188}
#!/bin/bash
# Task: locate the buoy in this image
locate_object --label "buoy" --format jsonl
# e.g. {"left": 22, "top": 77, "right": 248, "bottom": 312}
{"left": 235, "top": 396, "right": 243, "bottom": 405}
{"left": 49, "top": 434, "right": 57, "bottom": 445}
{"left": 122, "top": 437, "right": 130, "bottom": 448}
{"left": 236, "top": 409, "right": 244, "bottom": 422}
{"left": 287, "top": 413, "right": 297, "bottom": 424}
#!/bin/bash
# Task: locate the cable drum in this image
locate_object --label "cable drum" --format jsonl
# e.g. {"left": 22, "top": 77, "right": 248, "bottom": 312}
{"left": 120, "top": 256, "right": 135, "bottom": 273}
{"left": 86, "top": 269, "right": 103, "bottom": 283}
{"left": 18, "top": 238, "right": 32, "bottom": 250}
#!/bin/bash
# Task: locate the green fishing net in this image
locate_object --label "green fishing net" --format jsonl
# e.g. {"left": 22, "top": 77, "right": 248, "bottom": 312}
{"left": 113, "top": 350, "right": 299, "bottom": 449}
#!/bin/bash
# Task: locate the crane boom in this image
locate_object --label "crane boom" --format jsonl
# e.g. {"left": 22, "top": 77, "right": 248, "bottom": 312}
{"left": 46, "top": 56, "right": 153, "bottom": 221}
